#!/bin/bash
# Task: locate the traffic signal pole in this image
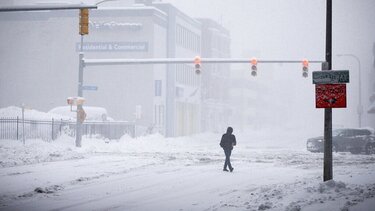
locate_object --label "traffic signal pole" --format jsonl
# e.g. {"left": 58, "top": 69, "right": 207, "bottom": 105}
{"left": 0, "top": 4, "right": 96, "bottom": 12}
{"left": 323, "top": 0, "right": 333, "bottom": 182}
{"left": 83, "top": 58, "right": 324, "bottom": 66}
{"left": 76, "top": 9, "right": 89, "bottom": 147}
{"left": 76, "top": 48, "right": 84, "bottom": 147}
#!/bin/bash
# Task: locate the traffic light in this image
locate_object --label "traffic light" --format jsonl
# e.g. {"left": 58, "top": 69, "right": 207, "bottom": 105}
{"left": 194, "top": 56, "right": 201, "bottom": 74}
{"left": 250, "top": 57, "right": 257, "bottom": 76}
{"left": 302, "top": 59, "right": 309, "bottom": 78}
{"left": 79, "top": 8, "right": 89, "bottom": 35}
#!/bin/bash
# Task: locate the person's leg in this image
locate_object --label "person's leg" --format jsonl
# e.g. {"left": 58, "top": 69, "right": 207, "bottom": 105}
{"left": 226, "top": 149, "right": 233, "bottom": 171}
{"left": 224, "top": 149, "right": 231, "bottom": 171}
{"left": 223, "top": 149, "right": 228, "bottom": 170}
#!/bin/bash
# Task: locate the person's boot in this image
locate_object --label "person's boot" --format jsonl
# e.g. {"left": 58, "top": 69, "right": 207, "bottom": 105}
{"left": 223, "top": 169, "right": 229, "bottom": 172}
{"left": 230, "top": 167, "right": 234, "bottom": 172}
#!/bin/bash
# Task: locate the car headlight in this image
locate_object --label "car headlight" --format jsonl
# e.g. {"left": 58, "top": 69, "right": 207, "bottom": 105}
{"left": 317, "top": 139, "right": 323, "bottom": 142}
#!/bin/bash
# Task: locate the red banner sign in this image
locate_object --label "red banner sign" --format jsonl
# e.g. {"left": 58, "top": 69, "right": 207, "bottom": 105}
{"left": 315, "top": 84, "right": 347, "bottom": 108}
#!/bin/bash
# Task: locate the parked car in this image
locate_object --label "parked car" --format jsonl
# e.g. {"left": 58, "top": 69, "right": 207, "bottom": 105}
{"left": 306, "top": 128, "right": 375, "bottom": 154}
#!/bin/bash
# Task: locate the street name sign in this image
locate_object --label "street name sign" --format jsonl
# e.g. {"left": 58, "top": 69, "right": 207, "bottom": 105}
{"left": 82, "top": 85, "right": 98, "bottom": 91}
{"left": 315, "top": 84, "right": 346, "bottom": 108}
{"left": 312, "top": 70, "right": 349, "bottom": 84}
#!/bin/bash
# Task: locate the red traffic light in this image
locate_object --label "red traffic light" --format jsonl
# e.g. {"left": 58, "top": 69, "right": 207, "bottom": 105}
{"left": 194, "top": 56, "right": 201, "bottom": 75}
{"left": 251, "top": 58, "right": 257, "bottom": 70}
{"left": 302, "top": 59, "right": 309, "bottom": 69}
{"left": 250, "top": 57, "right": 258, "bottom": 66}
{"left": 250, "top": 57, "right": 257, "bottom": 76}
{"left": 194, "top": 56, "right": 201, "bottom": 65}
{"left": 302, "top": 59, "right": 309, "bottom": 78}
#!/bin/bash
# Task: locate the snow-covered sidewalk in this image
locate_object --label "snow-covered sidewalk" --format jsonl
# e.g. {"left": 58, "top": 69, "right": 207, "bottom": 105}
{"left": 0, "top": 133, "right": 375, "bottom": 211}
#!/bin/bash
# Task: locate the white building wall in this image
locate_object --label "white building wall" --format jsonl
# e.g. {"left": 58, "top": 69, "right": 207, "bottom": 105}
{"left": 0, "top": 8, "right": 169, "bottom": 135}
{"left": 173, "top": 14, "right": 201, "bottom": 136}
{"left": 152, "top": 23, "right": 167, "bottom": 134}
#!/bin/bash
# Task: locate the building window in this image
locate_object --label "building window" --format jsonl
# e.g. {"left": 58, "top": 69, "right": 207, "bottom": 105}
{"left": 176, "top": 87, "right": 184, "bottom": 98}
{"left": 154, "top": 104, "right": 165, "bottom": 127}
{"left": 155, "top": 80, "right": 162, "bottom": 96}
{"left": 176, "top": 24, "right": 200, "bottom": 52}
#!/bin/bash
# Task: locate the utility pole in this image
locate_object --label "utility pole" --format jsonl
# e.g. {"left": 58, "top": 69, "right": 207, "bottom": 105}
{"left": 76, "top": 8, "right": 89, "bottom": 147}
{"left": 324, "top": 0, "right": 333, "bottom": 182}
{"left": 337, "top": 54, "right": 362, "bottom": 128}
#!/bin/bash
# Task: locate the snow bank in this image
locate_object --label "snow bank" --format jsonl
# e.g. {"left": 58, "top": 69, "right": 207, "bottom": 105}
{"left": 0, "top": 133, "right": 220, "bottom": 168}
{"left": 68, "top": 132, "right": 221, "bottom": 155}
{"left": 0, "top": 135, "right": 83, "bottom": 167}
{"left": 238, "top": 178, "right": 375, "bottom": 211}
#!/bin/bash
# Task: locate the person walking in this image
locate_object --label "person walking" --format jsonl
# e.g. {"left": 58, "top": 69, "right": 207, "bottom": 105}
{"left": 220, "top": 127, "right": 236, "bottom": 172}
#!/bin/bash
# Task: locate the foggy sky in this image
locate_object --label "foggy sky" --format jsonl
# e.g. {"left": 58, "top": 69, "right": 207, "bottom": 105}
{"left": 163, "top": 0, "right": 375, "bottom": 133}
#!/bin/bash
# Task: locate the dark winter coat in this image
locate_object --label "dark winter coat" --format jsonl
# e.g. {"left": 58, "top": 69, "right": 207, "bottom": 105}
{"left": 220, "top": 127, "right": 236, "bottom": 150}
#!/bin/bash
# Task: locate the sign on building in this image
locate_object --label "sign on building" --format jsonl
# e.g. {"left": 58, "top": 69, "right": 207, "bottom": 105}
{"left": 76, "top": 42, "right": 148, "bottom": 52}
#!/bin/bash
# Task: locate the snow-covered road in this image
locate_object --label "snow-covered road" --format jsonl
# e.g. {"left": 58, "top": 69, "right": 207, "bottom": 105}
{"left": 1, "top": 134, "right": 375, "bottom": 211}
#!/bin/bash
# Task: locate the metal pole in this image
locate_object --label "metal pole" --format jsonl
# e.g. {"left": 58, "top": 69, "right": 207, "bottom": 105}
{"left": 337, "top": 54, "right": 362, "bottom": 127}
{"left": 324, "top": 0, "right": 333, "bottom": 182}
{"left": 0, "top": 4, "right": 97, "bottom": 12}
{"left": 350, "top": 55, "right": 362, "bottom": 128}
{"left": 76, "top": 36, "right": 84, "bottom": 147}
{"left": 52, "top": 118, "right": 54, "bottom": 140}
{"left": 358, "top": 56, "right": 362, "bottom": 128}
{"left": 83, "top": 58, "right": 325, "bottom": 66}
{"left": 16, "top": 116, "right": 19, "bottom": 140}
{"left": 22, "top": 104, "right": 25, "bottom": 145}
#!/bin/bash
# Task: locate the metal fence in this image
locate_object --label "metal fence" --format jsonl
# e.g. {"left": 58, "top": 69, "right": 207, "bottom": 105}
{"left": 0, "top": 117, "right": 135, "bottom": 141}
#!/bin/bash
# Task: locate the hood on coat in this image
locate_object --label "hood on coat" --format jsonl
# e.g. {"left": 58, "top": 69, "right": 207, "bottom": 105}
{"left": 226, "top": 127, "right": 233, "bottom": 135}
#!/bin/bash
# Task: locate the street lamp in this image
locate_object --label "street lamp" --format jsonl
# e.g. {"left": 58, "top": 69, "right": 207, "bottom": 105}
{"left": 337, "top": 54, "right": 363, "bottom": 128}
{"left": 95, "top": 0, "right": 120, "bottom": 6}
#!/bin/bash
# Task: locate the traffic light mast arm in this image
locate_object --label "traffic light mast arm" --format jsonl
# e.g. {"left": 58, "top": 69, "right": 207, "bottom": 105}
{"left": 83, "top": 58, "right": 325, "bottom": 66}
{"left": 0, "top": 4, "right": 97, "bottom": 12}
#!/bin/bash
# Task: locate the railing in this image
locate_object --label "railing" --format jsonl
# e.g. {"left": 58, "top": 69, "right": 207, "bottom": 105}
{"left": 0, "top": 117, "right": 135, "bottom": 141}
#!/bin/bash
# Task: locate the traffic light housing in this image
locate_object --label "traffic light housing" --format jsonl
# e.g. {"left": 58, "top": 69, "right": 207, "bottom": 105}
{"left": 79, "top": 9, "right": 89, "bottom": 35}
{"left": 302, "top": 59, "right": 309, "bottom": 78}
{"left": 194, "top": 56, "right": 201, "bottom": 75}
{"left": 250, "top": 57, "right": 257, "bottom": 76}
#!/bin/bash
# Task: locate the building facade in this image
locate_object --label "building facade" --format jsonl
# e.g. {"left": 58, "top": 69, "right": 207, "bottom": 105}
{"left": 0, "top": 1, "right": 231, "bottom": 137}
{"left": 0, "top": 5, "right": 170, "bottom": 135}
{"left": 152, "top": 2, "right": 202, "bottom": 136}
{"left": 197, "top": 18, "right": 231, "bottom": 133}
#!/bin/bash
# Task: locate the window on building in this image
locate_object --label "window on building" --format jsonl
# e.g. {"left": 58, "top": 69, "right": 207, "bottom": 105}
{"left": 154, "top": 104, "right": 165, "bottom": 127}
{"left": 176, "top": 24, "right": 201, "bottom": 52}
{"left": 176, "top": 87, "right": 184, "bottom": 98}
{"left": 155, "top": 80, "right": 162, "bottom": 96}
